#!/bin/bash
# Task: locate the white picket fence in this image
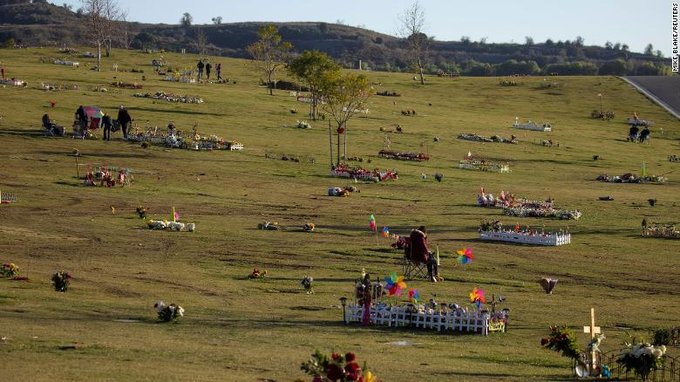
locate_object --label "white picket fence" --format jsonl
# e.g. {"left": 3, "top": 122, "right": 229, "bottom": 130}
{"left": 479, "top": 230, "right": 571, "bottom": 246}
{"left": 346, "top": 304, "right": 503, "bottom": 336}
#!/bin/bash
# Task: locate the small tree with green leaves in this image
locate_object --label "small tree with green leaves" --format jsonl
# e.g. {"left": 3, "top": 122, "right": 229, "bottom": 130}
{"left": 288, "top": 50, "right": 340, "bottom": 120}
{"left": 318, "top": 71, "right": 372, "bottom": 166}
{"left": 247, "top": 25, "right": 293, "bottom": 95}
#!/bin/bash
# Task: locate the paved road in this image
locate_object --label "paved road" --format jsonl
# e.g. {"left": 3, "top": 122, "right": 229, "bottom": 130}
{"left": 623, "top": 76, "right": 680, "bottom": 120}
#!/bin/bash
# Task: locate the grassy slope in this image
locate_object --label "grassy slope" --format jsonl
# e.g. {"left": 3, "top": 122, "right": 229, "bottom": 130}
{"left": 0, "top": 48, "right": 679, "bottom": 381}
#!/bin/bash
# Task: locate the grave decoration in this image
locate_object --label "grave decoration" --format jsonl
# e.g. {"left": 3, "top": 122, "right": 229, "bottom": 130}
{"left": 457, "top": 133, "right": 517, "bottom": 144}
{"left": 303, "top": 223, "right": 315, "bottom": 232}
{"left": 301, "top": 276, "right": 314, "bottom": 294}
{"left": 458, "top": 152, "right": 510, "bottom": 173}
{"left": 258, "top": 221, "right": 280, "bottom": 230}
{"left": 1, "top": 262, "right": 19, "bottom": 278}
{"left": 330, "top": 164, "right": 398, "bottom": 182}
{"left": 147, "top": 207, "right": 196, "bottom": 232}
{"left": 378, "top": 149, "right": 429, "bottom": 161}
{"left": 479, "top": 220, "right": 571, "bottom": 246}
{"left": 669, "top": 155, "right": 680, "bottom": 163}
{"left": 541, "top": 325, "right": 581, "bottom": 364}
{"left": 154, "top": 301, "right": 184, "bottom": 322}
{"left": 248, "top": 268, "right": 267, "bottom": 279}
{"left": 296, "top": 120, "right": 311, "bottom": 129}
{"left": 642, "top": 221, "right": 680, "bottom": 239}
{"left": 617, "top": 341, "right": 666, "bottom": 381}
{"left": 596, "top": 173, "right": 666, "bottom": 184}
{"left": 128, "top": 125, "right": 243, "bottom": 151}
{"left": 53, "top": 59, "right": 79, "bottom": 67}
{"left": 0, "top": 78, "right": 27, "bottom": 87}
{"left": 300, "top": 350, "right": 378, "bottom": 382}
{"left": 376, "top": 90, "right": 401, "bottom": 96}
{"left": 1, "top": 190, "right": 17, "bottom": 204}
{"left": 328, "top": 186, "right": 359, "bottom": 197}
{"left": 110, "top": 81, "right": 142, "bottom": 89}
{"left": 591, "top": 110, "right": 615, "bottom": 120}
{"left": 343, "top": 273, "right": 508, "bottom": 335}
{"left": 51, "top": 271, "right": 72, "bottom": 292}
{"left": 41, "top": 82, "right": 79, "bottom": 91}
{"left": 476, "top": 187, "right": 581, "bottom": 220}
{"left": 133, "top": 91, "right": 203, "bottom": 104}
{"left": 83, "top": 165, "right": 132, "bottom": 187}
{"left": 512, "top": 117, "right": 552, "bottom": 132}
{"left": 162, "top": 70, "right": 196, "bottom": 83}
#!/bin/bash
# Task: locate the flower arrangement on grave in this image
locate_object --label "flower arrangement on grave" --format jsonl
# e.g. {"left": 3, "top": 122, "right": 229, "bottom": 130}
{"left": 248, "top": 268, "right": 267, "bottom": 279}
{"left": 616, "top": 339, "right": 666, "bottom": 381}
{"left": 541, "top": 325, "right": 581, "bottom": 361}
{"left": 154, "top": 301, "right": 184, "bottom": 322}
{"left": 51, "top": 271, "right": 72, "bottom": 292}
{"left": 1, "top": 262, "right": 19, "bottom": 278}
{"left": 303, "top": 223, "right": 316, "bottom": 232}
{"left": 297, "top": 120, "right": 312, "bottom": 129}
{"left": 136, "top": 206, "right": 147, "bottom": 219}
{"left": 301, "top": 276, "right": 314, "bottom": 293}
{"left": 300, "top": 350, "right": 378, "bottom": 382}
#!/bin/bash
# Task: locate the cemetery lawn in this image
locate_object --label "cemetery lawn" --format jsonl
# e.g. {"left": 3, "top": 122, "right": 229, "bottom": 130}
{"left": 0, "top": 47, "right": 679, "bottom": 381}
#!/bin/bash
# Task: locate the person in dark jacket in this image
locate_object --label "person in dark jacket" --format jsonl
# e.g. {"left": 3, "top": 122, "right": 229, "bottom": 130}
{"left": 117, "top": 105, "right": 132, "bottom": 140}
{"left": 101, "top": 112, "right": 112, "bottom": 141}
{"left": 205, "top": 62, "right": 212, "bottom": 80}
{"left": 197, "top": 60, "right": 204, "bottom": 81}
{"left": 409, "top": 226, "right": 440, "bottom": 282}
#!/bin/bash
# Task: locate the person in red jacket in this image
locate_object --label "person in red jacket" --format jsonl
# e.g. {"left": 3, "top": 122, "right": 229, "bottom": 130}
{"left": 409, "top": 226, "right": 440, "bottom": 282}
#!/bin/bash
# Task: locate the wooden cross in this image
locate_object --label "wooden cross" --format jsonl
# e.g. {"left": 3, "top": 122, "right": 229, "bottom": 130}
{"left": 583, "top": 307, "right": 601, "bottom": 374}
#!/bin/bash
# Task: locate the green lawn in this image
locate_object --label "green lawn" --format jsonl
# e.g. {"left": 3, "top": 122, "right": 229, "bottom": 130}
{"left": 0, "top": 47, "right": 679, "bottom": 381}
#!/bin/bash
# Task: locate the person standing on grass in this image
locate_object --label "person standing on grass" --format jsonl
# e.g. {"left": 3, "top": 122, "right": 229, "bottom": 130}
{"left": 101, "top": 112, "right": 112, "bottom": 141}
{"left": 205, "top": 62, "right": 212, "bottom": 80}
{"left": 216, "top": 63, "right": 222, "bottom": 80}
{"left": 117, "top": 105, "right": 132, "bottom": 140}
{"left": 197, "top": 60, "right": 204, "bottom": 81}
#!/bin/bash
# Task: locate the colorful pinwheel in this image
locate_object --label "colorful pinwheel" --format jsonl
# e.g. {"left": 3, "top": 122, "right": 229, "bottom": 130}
{"left": 469, "top": 287, "right": 486, "bottom": 309}
{"left": 369, "top": 214, "right": 377, "bottom": 232}
{"left": 456, "top": 248, "right": 474, "bottom": 265}
{"left": 381, "top": 226, "right": 390, "bottom": 238}
{"left": 408, "top": 288, "right": 420, "bottom": 303}
{"left": 383, "top": 272, "right": 407, "bottom": 296}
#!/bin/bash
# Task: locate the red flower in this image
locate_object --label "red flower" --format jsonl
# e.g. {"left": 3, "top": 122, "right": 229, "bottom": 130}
{"left": 326, "top": 363, "right": 344, "bottom": 381}
{"left": 344, "top": 362, "right": 361, "bottom": 380}
{"left": 331, "top": 352, "right": 342, "bottom": 361}
{"left": 345, "top": 352, "right": 356, "bottom": 363}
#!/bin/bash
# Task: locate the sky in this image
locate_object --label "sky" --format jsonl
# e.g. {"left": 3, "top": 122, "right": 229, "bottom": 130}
{"left": 55, "top": 0, "right": 675, "bottom": 57}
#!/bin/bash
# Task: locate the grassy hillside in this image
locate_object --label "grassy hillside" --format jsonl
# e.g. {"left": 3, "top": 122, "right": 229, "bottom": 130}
{"left": 0, "top": 47, "right": 679, "bottom": 382}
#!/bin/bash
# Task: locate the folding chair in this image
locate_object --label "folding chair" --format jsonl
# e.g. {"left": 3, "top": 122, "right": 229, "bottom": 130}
{"left": 401, "top": 238, "right": 428, "bottom": 280}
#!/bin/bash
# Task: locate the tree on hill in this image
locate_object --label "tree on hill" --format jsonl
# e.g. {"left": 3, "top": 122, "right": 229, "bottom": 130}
{"left": 180, "top": 12, "right": 192, "bottom": 27}
{"left": 399, "top": 1, "right": 428, "bottom": 84}
{"left": 212, "top": 16, "right": 222, "bottom": 25}
{"left": 288, "top": 50, "right": 340, "bottom": 120}
{"left": 598, "top": 59, "right": 629, "bottom": 76}
{"left": 318, "top": 71, "right": 372, "bottom": 166}
{"left": 81, "top": 0, "right": 121, "bottom": 71}
{"left": 247, "top": 25, "right": 292, "bottom": 95}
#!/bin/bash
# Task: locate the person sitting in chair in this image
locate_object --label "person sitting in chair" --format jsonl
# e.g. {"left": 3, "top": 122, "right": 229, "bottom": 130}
{"left": 42, "top": 113, "right": 64, "bottom": 136}
{"left": 409, "top": 226, "right": 440, "bottom": 282}
{"left": 628, "top": 124, "right": 639, "bottom": 142}
{"left": 638, "top": 126, "right": 650, "bottom": 143}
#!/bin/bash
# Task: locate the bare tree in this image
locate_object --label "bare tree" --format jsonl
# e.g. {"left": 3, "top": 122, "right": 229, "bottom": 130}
{"left": 117, "top": 10, "right": 132, "bottom": 50}
{"left": 81, "top": 0, "right": 121, "bottom": 71}
{"left": 195, "top": 27, "right": 207, "bottom": 55}
{"left": 246, "top": 25, "right": 292, "bottom": 95}
{"left": 399, "top": 1, "right": 428, "bottom": 84}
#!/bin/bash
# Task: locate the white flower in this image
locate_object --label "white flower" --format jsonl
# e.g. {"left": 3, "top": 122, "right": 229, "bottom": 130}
{"left": 154, "top": 301, "right": 165, "bottom": 312}
{"left": 177, "top": 306, "right": 185, "bottom": 317}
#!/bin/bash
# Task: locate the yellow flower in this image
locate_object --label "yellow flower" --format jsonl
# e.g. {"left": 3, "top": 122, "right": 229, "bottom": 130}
{"left": 363, "top": 370, "right": 377, "bottom": 382}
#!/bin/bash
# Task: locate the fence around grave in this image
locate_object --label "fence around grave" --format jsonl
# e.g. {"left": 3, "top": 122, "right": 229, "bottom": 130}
{"left": 1, "top": 192, "right": 18, "bottom": 203}
{"left": 479, "top": 230, "right": 571, "bottom": 246}
{"left": 587, "top": 350, "right": 680, "bottom": 381}
{"left": 345, "top": 304, "right": 506, "bottom": 336}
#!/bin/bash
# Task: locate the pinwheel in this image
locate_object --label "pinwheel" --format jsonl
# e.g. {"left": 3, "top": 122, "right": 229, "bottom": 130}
{"left": 408, "top": 288, "right": 420, "bottom": 303}
{"left": 369, "top": 214, "right": 377, "bottom": 232}
{"left": 469, "top": 287, "right": 486, "bottom": 309}
{"left": 456, "top": 248, "right": 474, "bottom": 265}
{"left": 383, "top": 272, "right": 407, "bottom": 296}
{"left": 382, "top": 226, "right": 390, "bottom": 238}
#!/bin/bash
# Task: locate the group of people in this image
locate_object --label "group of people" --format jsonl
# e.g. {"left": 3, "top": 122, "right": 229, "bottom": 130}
{"left": 196, "top": 60, "right": 221, "bottom": 81}
{"left": 628, "top": 124, "right": 650, "bottom": 143}
{"left": 73, "top": 105, "right": 132, "bottom": 141}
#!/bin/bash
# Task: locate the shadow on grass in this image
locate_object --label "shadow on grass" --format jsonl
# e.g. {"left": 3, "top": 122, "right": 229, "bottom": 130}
{"left": 126, "top": 106, "right": 226, "bottom": 117}
{"left": 37, "top": 150, "right": 155, "bottom": 159}
{"left": 0, "top": 128, "right": 46, "bottom": 137}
